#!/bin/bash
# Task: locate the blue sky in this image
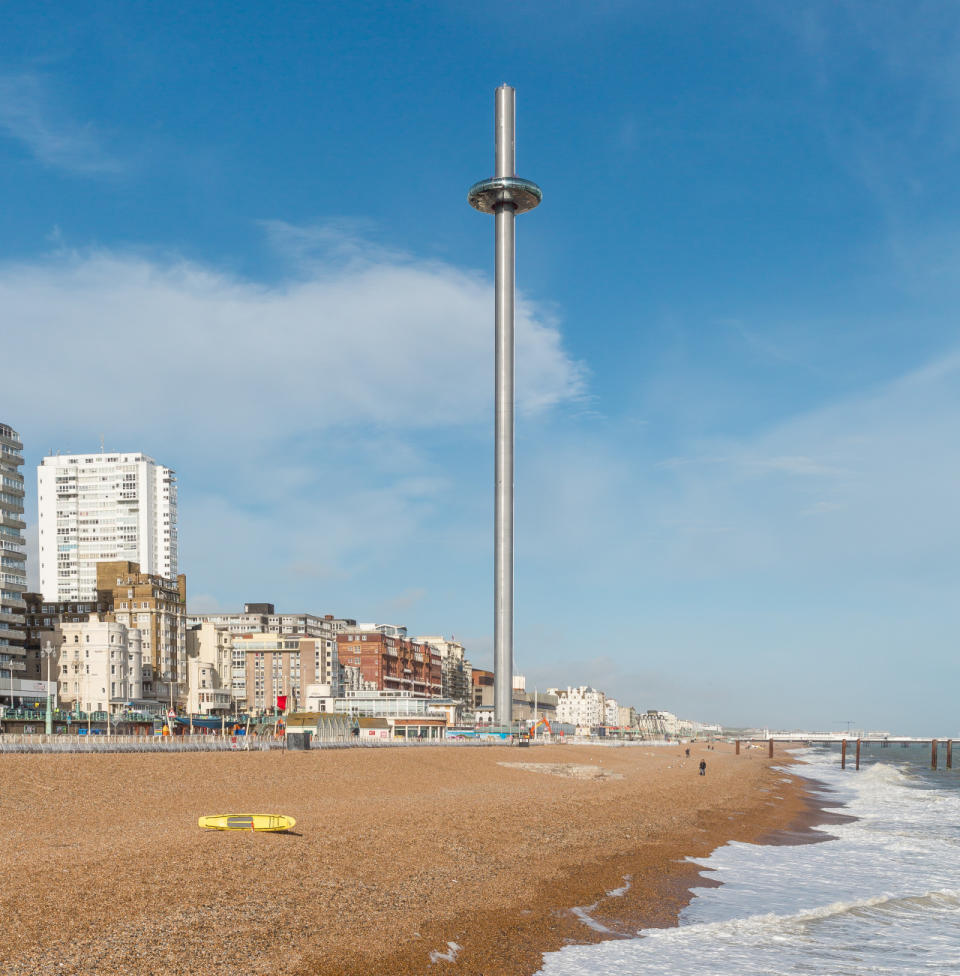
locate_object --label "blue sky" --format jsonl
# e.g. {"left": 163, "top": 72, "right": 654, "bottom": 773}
{"left": 3, "top": 1, "right": 959, "bottom": 733}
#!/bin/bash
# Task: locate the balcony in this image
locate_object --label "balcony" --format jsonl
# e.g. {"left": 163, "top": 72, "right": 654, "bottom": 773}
{"left": 0, "top": 434, "right": 23, "bottom": 454}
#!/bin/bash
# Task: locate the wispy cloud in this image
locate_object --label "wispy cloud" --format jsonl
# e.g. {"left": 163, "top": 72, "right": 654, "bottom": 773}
{"left": 0, "top": 73, "right": 122, "bottom": 174}
{"left": 523, "top": 348, "right": 960, "bottom": 582}
{"left": 259, "top": 218, "right": 408, "bottom": 271}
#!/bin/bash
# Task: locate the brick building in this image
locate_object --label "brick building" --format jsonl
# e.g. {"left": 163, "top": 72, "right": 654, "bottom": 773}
{"left": 336, "top": 632, "right": 442, "bottom": 697}
{"left": 234, "top": 633, "right": 326, "bottom": 713}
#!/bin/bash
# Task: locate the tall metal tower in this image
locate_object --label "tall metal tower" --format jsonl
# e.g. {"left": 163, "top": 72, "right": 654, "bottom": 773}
{"left": 468, "top": 86, "right": 542, "bottom": 727}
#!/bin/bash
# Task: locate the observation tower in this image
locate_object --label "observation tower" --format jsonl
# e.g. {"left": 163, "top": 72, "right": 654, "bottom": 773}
{"left": 468, "top": 86, "right": 542, "bottom": 727}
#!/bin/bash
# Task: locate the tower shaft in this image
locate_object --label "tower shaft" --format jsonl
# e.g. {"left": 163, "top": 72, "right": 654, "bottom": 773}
{"left": 494, "top": 94, "right": 515, "bottom": 727}
{"left": 469, "top": 85, "right": 541, "bottom": 729}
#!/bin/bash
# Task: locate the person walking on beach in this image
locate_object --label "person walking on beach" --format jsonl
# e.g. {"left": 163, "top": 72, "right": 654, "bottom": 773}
{"left": 699, "top": 759, "right": 707, "bottom": 776}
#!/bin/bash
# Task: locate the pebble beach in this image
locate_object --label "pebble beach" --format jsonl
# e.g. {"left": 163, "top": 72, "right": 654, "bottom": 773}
{"left": 0, "top": 741, "right": 808, "bottom": 975}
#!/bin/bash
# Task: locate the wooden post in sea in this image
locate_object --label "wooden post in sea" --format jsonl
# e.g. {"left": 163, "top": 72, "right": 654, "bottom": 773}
{"left": 931, "top": 739, "right": 938, "bottom": 770}
{"left": 855, "top": 738, "right": 861, "bottom": 771}
{"left": 841, "top": 738, "right": 847, "bottom": 769}
{"left": 768, "top": 738, "right": 773, "bottom": 758}
{"left": 947, "top": 740, "right": 953, "bottom": 770}
{"left": 735, "top": 739, "right": 740, "bottom": 755}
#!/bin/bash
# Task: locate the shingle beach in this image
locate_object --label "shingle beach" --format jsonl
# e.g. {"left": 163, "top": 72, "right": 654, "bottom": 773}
{"left": 0, "top": 742, "right": 810, "bottom": 975}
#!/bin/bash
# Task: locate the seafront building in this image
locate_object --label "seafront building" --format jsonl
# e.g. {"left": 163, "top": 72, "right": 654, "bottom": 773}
{"left": 229, "top": 632, "right": 338, "bottom": 714}
{"left": 187, "top": 603, "right": 347, "bottom": 699}
{"left": 550, "top": 686, "right": 607, "bottom": 731}
{"left": 56, "top": 614, "right": 145, "bottom": 714}
{"left": 617, "top": 704, "right": 638, "bottom": 729}
{"left": 0, "top": 423, "right": 27, "bottom": 706}
{"left": 471, "top": 668, "right": 494, "bottom": 709}
{"left": 97, "top": 561, "right": 186, "bottom": 703}
{"left": 303, "top": 687, "right": 456, "bottom": 738}
{"left": 336, "top": 630, "right": 442, "bottom": 697}
{"left": 37, "top": 451, "right": 178, "bottom": 602}
{"left": 604, "top": 698, "right": 620, "bottom": 726}
{"left": 184, "top": 621, "right": 233, "bottom": 715}
{"left": 637, "top": 710, "right": 676, "bottom": 737}
{"left": 415, "top": 635, "right": 472, "bottom": 704}
{"left": 22, "top": 592, "right": 109, "bottom": 690}
{"left": 20, "top": 562, "right": 185, "bottom": 714}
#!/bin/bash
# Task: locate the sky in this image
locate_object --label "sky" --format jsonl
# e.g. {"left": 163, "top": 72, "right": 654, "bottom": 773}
{"left": 3, "top": 1, "right": 959, "bottom": 734}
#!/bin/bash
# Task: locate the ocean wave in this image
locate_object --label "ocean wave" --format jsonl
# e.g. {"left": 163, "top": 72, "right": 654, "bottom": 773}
{"left": 537, "top": 746, "right": 960, "bottom": 976}
{"left": 539, "top": 890, "right": 960, "bottom": 975}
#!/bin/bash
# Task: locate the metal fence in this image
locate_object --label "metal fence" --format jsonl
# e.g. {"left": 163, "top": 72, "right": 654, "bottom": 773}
{"left": 0, "top": 733, "right": 542, "bottom": 754}
{"left": 0, "top": 734, "right": 282, "bottom": 754}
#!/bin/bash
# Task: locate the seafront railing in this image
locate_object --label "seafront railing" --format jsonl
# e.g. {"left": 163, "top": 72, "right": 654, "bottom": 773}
{"left": 0, "top": 733, "right": 548, "bottom": 754}
{"left": 0, "top": 733, "right": 284, "bottom": 753}
{"left": 0, "top": 732, "right": 680, "bottom": 755}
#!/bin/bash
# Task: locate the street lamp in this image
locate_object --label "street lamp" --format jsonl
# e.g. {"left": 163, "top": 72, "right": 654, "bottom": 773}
{"left": 41, "top": 640, "right": 56, "bottom": 735}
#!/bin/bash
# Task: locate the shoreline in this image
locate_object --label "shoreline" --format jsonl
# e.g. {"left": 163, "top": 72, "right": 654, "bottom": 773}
{"left": 0, "top": 742, "right": 818, "bottom": 976}
{"left": 308, "top": 746, "right": 837, "bottom": 976}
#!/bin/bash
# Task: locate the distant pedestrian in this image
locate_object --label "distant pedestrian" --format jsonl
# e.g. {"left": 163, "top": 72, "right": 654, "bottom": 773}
{"left": 685, "top": 747, "right": 690, "bottom": 757}
{"left": 699, "top": 759, "right": 707, "bottom": 776}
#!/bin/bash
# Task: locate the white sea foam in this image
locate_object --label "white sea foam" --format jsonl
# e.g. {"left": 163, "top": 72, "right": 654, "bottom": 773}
{"left": 605, "top": 875, "right": 631, "bottom": 898}
{"left": 569, "top": 903, "right": 615, "bottom": 934}
{"left": 429, "top": 941, "right": 461, "bottom": 963}
{"left": 537, "top": 748, "right": 960, "bottom": 975}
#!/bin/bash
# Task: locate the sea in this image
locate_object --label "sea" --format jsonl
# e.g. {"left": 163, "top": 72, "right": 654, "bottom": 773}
{"left": 537, "top": 744, "right": 960, "bottom": 975}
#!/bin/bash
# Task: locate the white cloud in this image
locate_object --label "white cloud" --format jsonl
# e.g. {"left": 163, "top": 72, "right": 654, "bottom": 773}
{"left": 5, "top": 236, "right": 584, "bottom": 617}
{"left": 1, "top": 244, "right": 584, "bottom": 446}
{"left": 0, "top": 73, "right": 121, "bottom": 174}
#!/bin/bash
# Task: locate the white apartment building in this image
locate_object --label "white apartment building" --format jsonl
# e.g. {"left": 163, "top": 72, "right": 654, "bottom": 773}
{"left": 57, "top": 615, "right": 144, "bottom": 714}
{"left": 185, "top": 621, "right": 233, "bottom": 714}
{"left": 549, "top": 686, "right": 607, "bottom": 730}
{"left": 604, "top": 698, "right": 620, "bottom": 727}
{"left": 38, "top": 452, "right": 178, "bottom": 601}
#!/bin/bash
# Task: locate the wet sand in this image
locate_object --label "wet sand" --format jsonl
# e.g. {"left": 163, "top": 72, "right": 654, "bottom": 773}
{"left": 0, "top": 741, "right": 814, "bottom": 975}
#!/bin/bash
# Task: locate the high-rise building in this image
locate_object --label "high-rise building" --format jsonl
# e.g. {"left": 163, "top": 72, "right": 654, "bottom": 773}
{"left": 38, "top": 451, "right": 178, "bottom": 602}
{"left": 0, "top": 423, "right": 27, "bottom": 702}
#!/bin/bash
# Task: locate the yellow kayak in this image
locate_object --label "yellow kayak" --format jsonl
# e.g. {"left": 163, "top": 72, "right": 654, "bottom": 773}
{"left": 198, "top": 814, "right": 296, "bottom": 832}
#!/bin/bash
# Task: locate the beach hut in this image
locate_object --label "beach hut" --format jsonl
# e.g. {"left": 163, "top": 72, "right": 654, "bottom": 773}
{"left": 356, "top": 717, "right": 391, "bottom": 740}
